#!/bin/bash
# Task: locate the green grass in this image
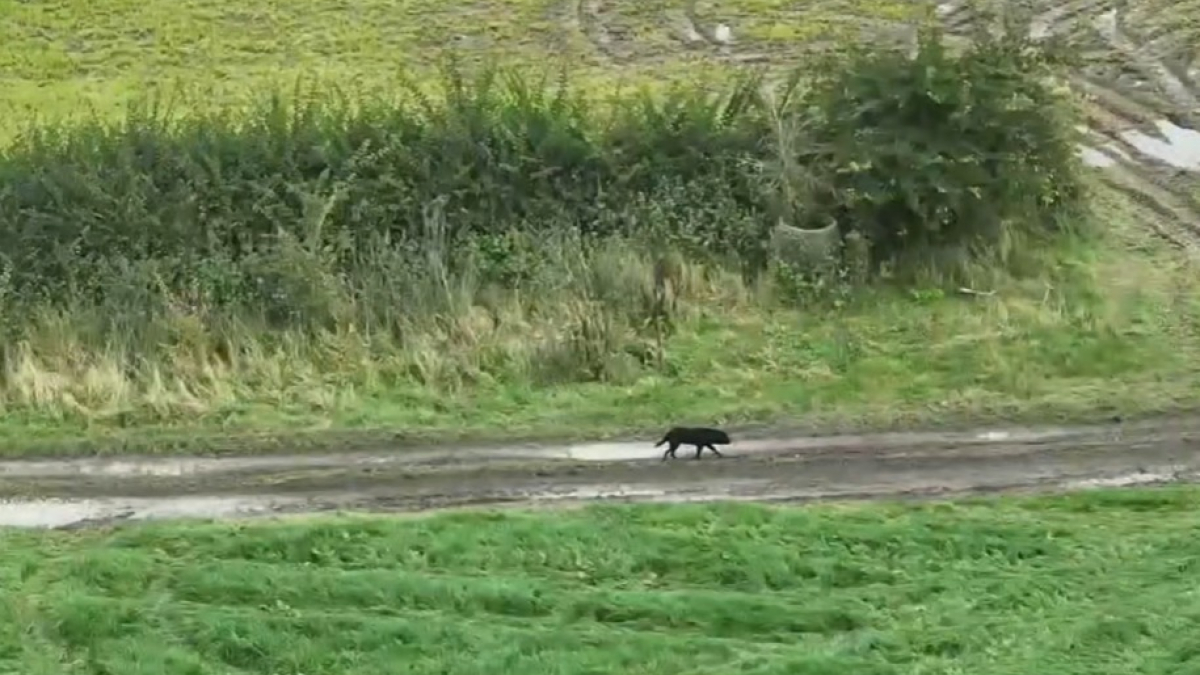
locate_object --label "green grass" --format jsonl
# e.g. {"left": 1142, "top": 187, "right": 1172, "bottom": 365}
{"left": 3, "top": 183, "right": 1198, "bottom": 458}
{"left": 0, "top": 0, "right": 926, "bottom": 141}
{"left": 6, "top": 488, "right": 1200, "bottom": 673}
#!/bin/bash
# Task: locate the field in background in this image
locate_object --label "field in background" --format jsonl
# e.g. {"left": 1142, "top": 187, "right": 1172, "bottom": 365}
{"left": 0, "top": 0, "right": 931, "bottom": 133}
{"left": 5, "top": 489, "right": 1200, "bottom": 673}
{"left": 1, "top": 0, "right": 1199, "bottom": 455}
{"left": 2, "top": 0, "right": 1196, "bottom": 117}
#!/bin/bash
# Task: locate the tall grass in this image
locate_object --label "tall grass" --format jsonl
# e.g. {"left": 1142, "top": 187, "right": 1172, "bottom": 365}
{"left": 0, "top": 28, "right": 1087, "bottom": 433}
{"left": 1, "top": 232, "right": 762, "bottom": 427}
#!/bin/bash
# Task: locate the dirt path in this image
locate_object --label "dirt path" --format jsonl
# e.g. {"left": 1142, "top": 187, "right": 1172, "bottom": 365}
{"left": 4, "top": 415, "right": 1200, "bottom": 529}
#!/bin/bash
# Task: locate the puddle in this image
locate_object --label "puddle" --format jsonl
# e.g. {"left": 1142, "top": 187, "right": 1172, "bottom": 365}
{"left": 1063, "top": 470, "right": 1179, "bottom": 489}
{"left": 1081, "top": 145, "right": 1118, "bottom": 168}
{"left": 0, "top": 423, "right": 1108, "bottom": 480}
{"left": 975, "top": 430, "right": 1012, "bottom": 441}
{"left": 1093, "top": 8, "right": 1117, "bottom": 40}
{"left": 1117, "top": 120, "right": 1200, "bottom": 171}
{"left": 566, "top": 442, "right": 663, "bottom": 461}
{"left": 0, "top": 495, "right": 307, "bottom": 529}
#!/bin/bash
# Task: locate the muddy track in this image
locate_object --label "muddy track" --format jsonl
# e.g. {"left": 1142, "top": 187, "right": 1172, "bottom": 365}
{"left": 6, "top": 415, "right": 1200, "bottom": 529}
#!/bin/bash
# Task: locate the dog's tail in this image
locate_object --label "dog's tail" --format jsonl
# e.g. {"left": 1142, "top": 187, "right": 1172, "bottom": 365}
{"left": 654, "top": 433, "right": 670, "bottom": 447}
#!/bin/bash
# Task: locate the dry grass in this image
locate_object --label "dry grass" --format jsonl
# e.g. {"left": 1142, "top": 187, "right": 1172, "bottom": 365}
{"left": 2, "top": 183, "right": 1199, "bottom": 456}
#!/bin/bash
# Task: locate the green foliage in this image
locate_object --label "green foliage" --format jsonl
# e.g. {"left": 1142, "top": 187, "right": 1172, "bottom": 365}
{"left": 0, "top": 36, "right": 1093, "bottom": 428}
{"left": 0, "top": 65, "right": 764, "bottom": 311}
{"left": 790, "top": 24, "right": 1086, "bottom": 277}
{"left": 0, "top": 36, "right": 1083, "bottom": 314}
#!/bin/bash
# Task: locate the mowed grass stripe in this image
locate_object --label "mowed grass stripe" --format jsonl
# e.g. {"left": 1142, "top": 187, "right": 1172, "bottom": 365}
{"left": 62, "top": 555, "right": 877, "bottom": 640}
{"left": 8, "top": 492, "right": 1200, "bottom": 672}
{"left": 87, "top": 499, "right": 1159, "bottom": 580}
{"left": 45, "top": 590, "right": 820, "bottom": 654}
{"left": 40, "top": 592, "right": 776, "bottom": 675}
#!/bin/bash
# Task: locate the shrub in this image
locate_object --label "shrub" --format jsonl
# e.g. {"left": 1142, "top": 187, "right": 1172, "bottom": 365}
{"left": 0, "top": 30, "right": 1089, "bottom": 424}
{"left": 785, "top": 24, "right": 1086, "bottom": 278}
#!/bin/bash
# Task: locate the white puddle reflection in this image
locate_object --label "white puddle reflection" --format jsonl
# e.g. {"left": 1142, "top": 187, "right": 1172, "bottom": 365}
{"left": 1081, "top": 146, "right": 1117, "bottom": 168}
{"left": 0, "top": 495, "right": 305, "bottom": 528}
{"left": 1118, "top": 120, "right": 1200, "bottom": 171}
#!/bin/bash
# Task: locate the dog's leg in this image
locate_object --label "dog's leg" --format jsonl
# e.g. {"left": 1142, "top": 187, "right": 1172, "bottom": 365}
{"left": 705, "top": 443, "right": 724, "bottom": 458}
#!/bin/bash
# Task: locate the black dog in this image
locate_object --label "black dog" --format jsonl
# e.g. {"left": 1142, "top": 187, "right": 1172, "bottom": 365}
{"left": 655, "top": 426, "right": 731, "bottom": 461}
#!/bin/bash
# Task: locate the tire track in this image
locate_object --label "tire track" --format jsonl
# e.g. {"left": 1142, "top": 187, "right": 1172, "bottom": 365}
{"left": 1066, "top": 3, "right": 1200, "bottom": 248}
{"left": 1092, "top": 6, "right": 1200, "bottom": 120}
{"left": 1029, "top": 0, "right": 1113, "bottom": 41}
{"left": 1078, "top": 103, "right": 1200, "bottom": 250}
{"left": 679, "top": 0, "right": 792, "bottom": 64}
{"left": 935, "top": 0, "right": 976, "bottom": 34}
{"left": 1097, "top": 161, "right": 1200, "bottom": 252}
{"left": 576, "top": 0, "right": 639, "bottom": 63}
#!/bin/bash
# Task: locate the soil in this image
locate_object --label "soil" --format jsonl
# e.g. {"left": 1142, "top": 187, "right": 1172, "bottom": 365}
{"left": 4, "top": 414, "right": 1200, "bottom": 529}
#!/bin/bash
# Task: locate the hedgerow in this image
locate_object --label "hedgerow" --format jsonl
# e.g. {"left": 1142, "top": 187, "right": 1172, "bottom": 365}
{"left": 0, "top": 24, "right": 1087, "bottom": 423}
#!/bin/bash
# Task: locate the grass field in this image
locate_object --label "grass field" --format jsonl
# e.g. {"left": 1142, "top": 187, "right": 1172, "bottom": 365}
{"left": 0, "top": 0, "right": 926, "bottom": 138}
{"left": 5, "top": 489, "right": 1200, "bottom": 673}
{"left": 2, "top": 0, "right": 1199, "bottom": 456}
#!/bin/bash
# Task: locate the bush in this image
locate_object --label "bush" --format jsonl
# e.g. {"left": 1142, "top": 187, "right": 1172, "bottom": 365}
{"left": 786, "top": 25, "right": 1086, "bottom": 276}
{"left": 0, "top": 28, "right": 1089, "bottom": 424}
{"left": 0, "top": 66, "right": 767, "bottom": 311}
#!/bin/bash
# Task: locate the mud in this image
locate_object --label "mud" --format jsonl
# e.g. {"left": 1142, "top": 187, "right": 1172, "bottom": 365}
{"left": 1118, "top": 120, "right": 1200, "bottom": 171}
{"left": 4, "top": 415, "right": 1200, "bottom": 529}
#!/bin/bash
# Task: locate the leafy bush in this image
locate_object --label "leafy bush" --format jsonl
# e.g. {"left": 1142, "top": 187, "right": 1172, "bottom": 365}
{"left": 0, "top": 66, "right": 766, "bottom": 311}
{"left": 788, "top": 25, "right": 1086, "bottom": 276}
{"left": 0, "top": 29, "right": 1090, "bottom": 425}
{"left": 0, "top": 29, "right": 1084, "bottom": 311}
